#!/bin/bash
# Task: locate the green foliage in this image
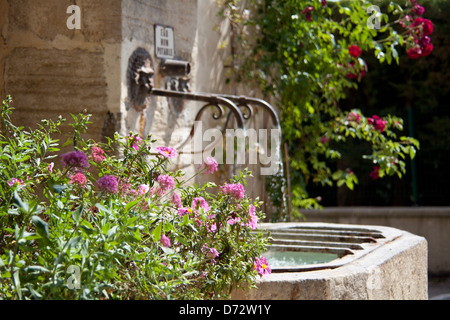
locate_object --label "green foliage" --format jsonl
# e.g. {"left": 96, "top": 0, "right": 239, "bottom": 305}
{"left": 0, "top": 96, "right": 269, "bottom": 300}
{"left": 218, "top": 0, "right": 423, "bottom": 218}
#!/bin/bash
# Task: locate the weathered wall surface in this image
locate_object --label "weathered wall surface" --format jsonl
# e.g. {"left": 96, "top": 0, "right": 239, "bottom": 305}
{"left": 1, "top": 0, "right": 122, "bottom": 144}
{"left": 120, "top": 0, "right": 199, "bottom": 175}
{"left": 0, "top": 0, "right": 272, "bottom": 197}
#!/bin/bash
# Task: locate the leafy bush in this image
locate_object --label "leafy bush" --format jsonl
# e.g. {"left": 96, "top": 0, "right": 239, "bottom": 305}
{"left": 218, "top": 0, "right": 426, "bottom": 218}
{"left": 0, "top": 95, "right": 270, "bottom": 300}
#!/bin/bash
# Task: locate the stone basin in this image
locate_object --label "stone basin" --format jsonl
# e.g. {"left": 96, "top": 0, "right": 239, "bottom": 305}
{"left": 232, "top": 222, "right": 428, "bottom": 300}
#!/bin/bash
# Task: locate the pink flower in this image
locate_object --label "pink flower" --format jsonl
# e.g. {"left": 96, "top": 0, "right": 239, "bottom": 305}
{"left": 347, "top": 111, "right": 361, "bottom": 123}
{"left": 320, "top": 135, "right": 331, "bottom": 144}
{"left": 370, "top": 165, "right": 380, "bottom": 181}
{"left": 138, "top": 184, "right": 149, "bottom": 195}
{"left": 7, "top": 178, "right": 23, "bottom": 187}
{"left": 178, "top": 207, "right": 192, "bottom": 218}
{"left": 155, "top": 146, "right": 178, "bottom": 159}
{"left": 345, "top": 60, "right": 366, "bottom": 80}
{"left": 129, "top": 135, "right": 144, "bottom": 151}
{"left": 247, "top": 204, "right": 258, "bottom": 230}
{"left": 227, "top": 215, "right": 241, "bottom": 225}
{"left": 160, "top": 234, "right": 171, "bottom": 248}
{"left": 301, "top": 6, "right": 314, "bottom": 21}
{"left": 200, "top": 157, "right": 218, "bottom": 174}
{"left": 203, "top": 244, "right": 219, "bottom": 263}
{"left": 348, "top": 45, "right": 362, "bottom": 58}
{"left": 220, "top": 183, "right": 245, "bottom": 200}
{"left": 367, "top": 115, "right": 387, "bottom": 132}
{"left": 321, "top": 0, "right": 327, "bottom": 7}
{"left": 412, "top": 4, "right": 425, "bottom": 15}
{"left": 97, "top": 175, "right": 119, "bottom": 194}
{"left": 254, "top": 256, "right": 271, "bottom": 276}
{"left": 192, "top": 196, "right": 210, "bottom": 213}
{"left": 156, "top": 174, "right": 175, "bottom": 193}
{"left": 70, "top": 172, "right": 87, "bottom": 187}
{"left": 91, "top": 146, "right": 105, "bottom": 163}
{"left": 48, "top": 162, "right": 54, "bottom": 173}
{"left": 171, "top": 193, "right": 182, "bottom": 208}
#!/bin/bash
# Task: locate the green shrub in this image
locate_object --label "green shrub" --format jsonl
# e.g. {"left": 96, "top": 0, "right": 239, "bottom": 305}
{"left": 0, "top": 95, "right": 270, "bottom": 300}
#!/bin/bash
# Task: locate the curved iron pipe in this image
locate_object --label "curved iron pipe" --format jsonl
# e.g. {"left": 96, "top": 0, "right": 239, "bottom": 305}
{"left": 219, "top": 95, "right": 281, "bottom": 130}
{"left": 150, "top": 88, "right": 246, "bottom": 129}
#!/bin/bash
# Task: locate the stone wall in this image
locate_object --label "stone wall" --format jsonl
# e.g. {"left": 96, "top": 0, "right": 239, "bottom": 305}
{"left": 0, "top": 0, "right": 273, "bottom": 199}
{"left": 1, "top": 0, "right": 122, "bottom": 144}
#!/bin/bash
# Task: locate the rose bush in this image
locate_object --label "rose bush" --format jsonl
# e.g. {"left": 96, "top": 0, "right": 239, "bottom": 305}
{"left": 218, "top": 0, "right": 425, "bottom": 218}
{"left": 0, "top": 95, "right": 270, "bottom": 300}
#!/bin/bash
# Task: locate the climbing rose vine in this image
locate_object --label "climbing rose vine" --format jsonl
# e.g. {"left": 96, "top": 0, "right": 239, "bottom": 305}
{"left": 218, "top": 0, "right": 424, "bottom": 218}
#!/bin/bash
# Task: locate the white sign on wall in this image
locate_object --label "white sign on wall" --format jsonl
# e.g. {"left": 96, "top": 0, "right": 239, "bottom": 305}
{"left": 155, "top": 25, "right": 175, "bottom": 59}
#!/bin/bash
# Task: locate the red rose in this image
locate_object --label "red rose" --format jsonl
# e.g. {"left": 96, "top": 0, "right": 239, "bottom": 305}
{"left": 369, "top": 166, "right": 380, "bottom": 181}
{"left": 412, "top": 17, "right": 433, "bottom": 36}
{"left": 348, "top": 45, "right": 362, "bottom": 58}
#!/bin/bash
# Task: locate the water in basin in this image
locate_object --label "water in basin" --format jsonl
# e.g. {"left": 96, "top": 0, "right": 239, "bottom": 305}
{"left": 264, "top": 250, "right": 339, "bottom": 267}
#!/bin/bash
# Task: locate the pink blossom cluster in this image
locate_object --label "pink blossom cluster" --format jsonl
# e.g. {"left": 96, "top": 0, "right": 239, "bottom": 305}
{"left": 368, "top": 115, "right": 387, "bottom": 133}
{"left": 202, "top": 244, "right": 219, "bottom": 263}
{"left": 227, "top": 204, "right": 258, "bottom": 230}
{"left": 7, "top": 178, "right": 23, "bottom": 187}
{"left": 128, "top": 135, "right": 144, "bottom": 151}
{"left": 171, "top": 193, "right": 182, "bottom": 208}
{"left": 160, "top": 234, "right": 171, "bottom": 248}
{"left": 199, "top": 157, "right": 218, "bottom": 175}
{"left": 70, "top": 172, "right": 87, "bottom": 187}
{"left": 156, "top": 174, "right": 175, "bottom": 193}
{"left": 220, "top": 183, "right": 245, "bottom": 200}
{"left": 370, "top": 165, "right": 380, "bottom": 181}
{"left": 347, "top": 111, "right": 362, "bottom": 123}
{"left": 91, "top": 146, "right": 105, "bottom": 163}
{"left": 301, "top": 6, "right": 314, "bottom": 21}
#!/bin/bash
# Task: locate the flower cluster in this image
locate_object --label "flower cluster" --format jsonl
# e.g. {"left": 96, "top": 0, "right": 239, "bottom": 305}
{"left": 7, "top": 178, "right": 23, "bottom": 187}
{"left": 61, "top": 150, "right": 89, "bottom": 169}
{"left": 129, "top": 135, "right": 144, "bottom": 151}
{"left": 199, "top": 157, "right": 218, "bottom": 175}
{"left": 401, "top": 1, "right": 434, "bottom": 59}
{"left": 97, "top": 175, "right": 119, "bottom": 194}
{"left": 347, "top": 111, "right": 362, "bottom": 124}
{"left": 370, "top": 165, "right": 380, "bottom": 181}
{"left": 202, "top": 244, "right": 219, "bottom": 263}
{"left": 91, "top": 146, "right": 105, "bottom": 163}
{"left": 70, "top": 172, "right": 87, "bottom": 187}
{"left": 368, "top": 115, "right": 387, "bottom": 133}
{"left": 160, "top": 234, "right": 171, "bottom": 248}
{"left": 301, "top": 6, "right": 314, "bottom": 21}
{"left": 157, "top": 174, "right": 175, "bottom": 193}
{"left": 220, "top": 183, "right": 245, "bottom": 200}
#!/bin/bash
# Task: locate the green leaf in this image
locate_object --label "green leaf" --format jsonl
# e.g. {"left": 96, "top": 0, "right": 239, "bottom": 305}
{"left": 13, "top": 191, "right": 29, "bottom": 213}
{"left": 106, "top": 225, "right": 118, "bottom": 240}
{"left": 153, "top": 223, "right": 162, "bottom": 242}
{"left": 124, "top": 199, "right": 140, "bottom": 213}
{"left": 31, "top": 216, "right": 50, "bottom": 240}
